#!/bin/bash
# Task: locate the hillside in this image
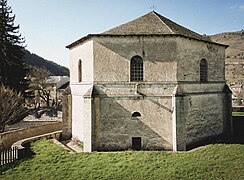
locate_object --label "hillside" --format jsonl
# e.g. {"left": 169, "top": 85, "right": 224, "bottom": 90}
{"left": 24, "top": 50, "right": 69, "bottom": 76}
{"left": 210, "top": 30, "right": 244, "bottom": 83}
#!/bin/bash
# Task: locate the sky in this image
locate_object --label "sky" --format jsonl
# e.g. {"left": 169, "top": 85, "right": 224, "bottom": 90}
{"left": 7, "top": 0, "right": 244, "bottom": 68}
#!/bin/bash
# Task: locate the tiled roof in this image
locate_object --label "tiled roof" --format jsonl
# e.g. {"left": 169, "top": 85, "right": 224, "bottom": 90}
{"left": 66, "top": 11, "right": 227, "bottom": 49}
{"left": 102, "top": 11, "right": 209, "bottom": 42}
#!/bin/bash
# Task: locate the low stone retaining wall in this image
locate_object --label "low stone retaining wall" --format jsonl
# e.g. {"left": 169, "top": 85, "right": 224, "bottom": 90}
{"left": 11, "top": 131, "right": 62, "bottom": 159}
{"left": 12, "top": 131, "right": 62, "bottom": 150}
{"left": 0, "top": 122, "right": 62, "bottom": 150}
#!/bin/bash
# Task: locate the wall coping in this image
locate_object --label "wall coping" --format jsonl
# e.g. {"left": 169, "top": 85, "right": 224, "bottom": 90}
{"left": 2, "top": 122, "right": 61, "bottom": 135}
{"left": 11, "top": 130, "right": 62, "bottom": 150}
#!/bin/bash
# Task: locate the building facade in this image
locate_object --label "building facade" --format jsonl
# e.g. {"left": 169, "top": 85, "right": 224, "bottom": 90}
{"left": 66, "top": 11, "right": 232, "bottom": 152}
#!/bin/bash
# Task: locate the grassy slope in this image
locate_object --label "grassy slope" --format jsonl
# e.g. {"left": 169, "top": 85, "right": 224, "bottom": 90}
{"left": 1, "top": 140, "right": 244, "bottom": 180}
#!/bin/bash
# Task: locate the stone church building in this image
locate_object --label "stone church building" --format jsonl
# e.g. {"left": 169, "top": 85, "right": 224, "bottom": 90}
{"left": 66, "top": 11, "right": 232, "bottom": 152}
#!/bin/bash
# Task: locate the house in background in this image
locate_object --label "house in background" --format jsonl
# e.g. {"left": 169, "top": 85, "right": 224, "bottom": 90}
{"left": 66, "top": 11, "right": 232, "bottom": 152}
{"left": 44, "top": 76, "right": 70, "bottom": 106}
{"left": 28, "top": 76, "right": 70, "bottom": 108}
{"left": 230, "top": 83, "right": 244, "bottom": 107}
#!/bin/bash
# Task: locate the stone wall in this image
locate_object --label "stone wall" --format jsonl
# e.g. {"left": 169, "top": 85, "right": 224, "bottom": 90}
{"left": 177, "top": 38, "right": 226, "bottom": 82}
{"left": 93, "top": 96, "right": 173, "bottom": 150}
{"left": 92, "top": 84, "right": 175, "bottom": 151}
{"left": 68, "top": 35, "right": 230, "bottom": 152}
{"left": 174, "top": 83, "right": 231, "bottom": 150}
{"left": 93, "top": 36, "right": 177, "bottom": 82}
{"left": 185, "top": 94, "right": 224, "bottom": 144}
{"left": 0, "top": 122, "right": 62, "bottom": 150}
{"left": 62, "top": 94, "right": 72, "bottom": 140}
{"left": 93, "top": 36, "right": 226, "bottom": 83}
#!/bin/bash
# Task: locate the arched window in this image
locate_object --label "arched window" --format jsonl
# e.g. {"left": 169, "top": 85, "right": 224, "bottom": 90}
{"left": 78, "top": 59, "right": 82, "bottom": 82}
{"left": 200, "top": 59, "right": 208, "bottom": 83}
{"left": 130, "top": 56, "right": 143, "bottom": 82}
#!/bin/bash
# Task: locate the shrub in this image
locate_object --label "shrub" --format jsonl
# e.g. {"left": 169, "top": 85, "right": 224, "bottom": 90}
{"left": 0, "top": 85, "right": 27, "bottom": 133}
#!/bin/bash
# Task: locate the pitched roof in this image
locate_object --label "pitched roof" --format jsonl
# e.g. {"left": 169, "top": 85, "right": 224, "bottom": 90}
{"left": 66, "top": 11, "right": 227, "bottom": 49}
{"left": 102, "top": 11, "right": 208, "bottom": 41}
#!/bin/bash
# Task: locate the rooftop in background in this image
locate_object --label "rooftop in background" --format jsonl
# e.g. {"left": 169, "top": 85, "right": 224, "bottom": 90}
{"left": 45, "top": 76, "right": 70, "bottom": 89}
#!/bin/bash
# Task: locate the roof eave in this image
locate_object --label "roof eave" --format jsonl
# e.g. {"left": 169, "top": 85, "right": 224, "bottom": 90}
{"left": 66, "top": 34, "right": 94, "bottom": 49}
{"left": 66, "top": 34, "right": 229, "bottom": 49}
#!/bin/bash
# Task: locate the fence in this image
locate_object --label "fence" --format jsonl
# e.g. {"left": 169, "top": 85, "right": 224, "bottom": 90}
{"left": 0, "top": 147, "right": 18, "bottom": 167}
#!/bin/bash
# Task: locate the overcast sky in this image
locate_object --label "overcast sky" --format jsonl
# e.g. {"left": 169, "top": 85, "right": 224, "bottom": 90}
{"left": 8, "top": 0, "right": 244, "bottom": 68}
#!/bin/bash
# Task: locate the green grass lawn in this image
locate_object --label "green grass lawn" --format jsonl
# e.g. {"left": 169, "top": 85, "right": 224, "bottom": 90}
{"left": 1, "top": 140, "right": 244, "bottom": 180}
{"left": 232, "top": 111, "right": 244, "bottom": 116}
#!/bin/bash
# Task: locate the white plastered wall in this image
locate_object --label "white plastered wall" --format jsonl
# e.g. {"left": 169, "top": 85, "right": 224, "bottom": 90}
{"left": 69, "top": 40, "right": 94, "bottom": 151}
{"left": 69, "top": 40, "right": 94, "bottom": 83}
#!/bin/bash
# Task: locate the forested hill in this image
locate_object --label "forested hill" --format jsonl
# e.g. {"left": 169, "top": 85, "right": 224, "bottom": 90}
{"left": 24, "top": 49, "right": 70, "bottom": 76}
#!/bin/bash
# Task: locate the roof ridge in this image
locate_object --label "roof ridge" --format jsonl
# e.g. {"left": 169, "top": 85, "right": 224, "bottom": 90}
{"left": 152, "top": 11, "right": 174, "bottom": 34}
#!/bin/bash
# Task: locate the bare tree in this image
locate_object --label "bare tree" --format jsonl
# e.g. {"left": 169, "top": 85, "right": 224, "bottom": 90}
{"left": 28, "top": 68, "right": 52, "bottom": 107}
{"left": 0, "top": 85, "right": 27, "bottom": 133}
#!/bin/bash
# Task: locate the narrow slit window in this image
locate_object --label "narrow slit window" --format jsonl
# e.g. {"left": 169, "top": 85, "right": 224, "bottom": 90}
{"left": 78, "top": 59, "right": 82, "bottom": 82}
{"left": 130, "top": 56, "right": 143, "bottom": 82}
{"left": 200, "top": 59, "right": 208, "bottom": 83}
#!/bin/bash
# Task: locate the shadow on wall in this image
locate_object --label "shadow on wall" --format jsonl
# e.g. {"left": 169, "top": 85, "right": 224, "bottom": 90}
{"left": 92, "top": 93, "right": 173, "bottom": 151}
{"left": 186, "top": 115, "right": 244, "bottom": 151}
{"left": 96, "top": 38, "right": 177, "bottom": 63}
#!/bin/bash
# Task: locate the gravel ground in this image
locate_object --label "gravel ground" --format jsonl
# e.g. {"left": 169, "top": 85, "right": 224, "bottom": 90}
{"left": 4, "top": 111, "right": 62, "bottom": 132}
{"left": 24, "top": 111, "right": 62, "bottom": 122}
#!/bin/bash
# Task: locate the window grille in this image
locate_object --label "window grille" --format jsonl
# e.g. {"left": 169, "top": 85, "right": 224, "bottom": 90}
{"left": 200, "top": 59, "right": 208, "bottom": 83}
{"left": 130, "top": 56, "right": 143, "bottom": 82}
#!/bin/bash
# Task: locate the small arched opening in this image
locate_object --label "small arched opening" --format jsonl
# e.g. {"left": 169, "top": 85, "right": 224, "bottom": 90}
{"left": 131, "top": 112, "right": 141, "bottom": 120}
